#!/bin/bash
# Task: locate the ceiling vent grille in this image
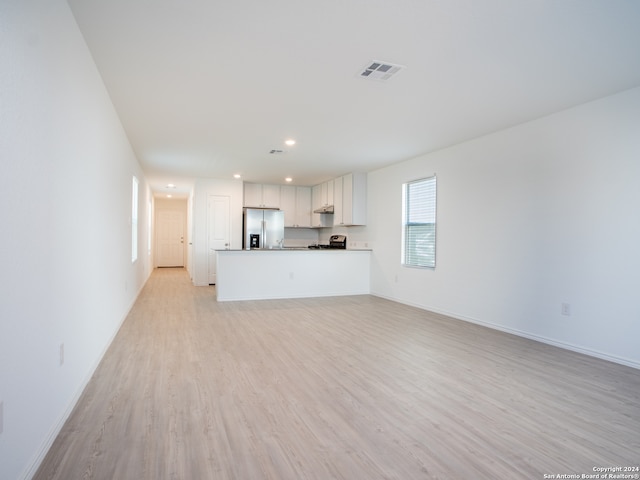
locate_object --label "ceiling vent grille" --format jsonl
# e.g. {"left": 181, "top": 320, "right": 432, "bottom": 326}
{"left": 358, "top": 61, "right": 405, "bottom": 81}
{"left": 269, "top": 149, "right": 284, "bottom": 154}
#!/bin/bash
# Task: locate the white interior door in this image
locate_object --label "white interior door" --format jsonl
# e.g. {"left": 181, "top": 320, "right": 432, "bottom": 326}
{"left": 156, "top": 210, "right": 184, "bottom": 267}
{"left": 208, "top": 195, "right": 230, "bottom": 285}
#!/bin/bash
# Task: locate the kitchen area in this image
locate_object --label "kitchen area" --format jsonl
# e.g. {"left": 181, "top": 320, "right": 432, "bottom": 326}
{"left": 215, "top": 172, "right": 372, "bottom": 301}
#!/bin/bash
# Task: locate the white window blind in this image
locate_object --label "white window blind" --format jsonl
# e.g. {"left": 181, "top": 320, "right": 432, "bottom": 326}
{"left": 402, "top": 176, "right": 436, "bottom": 268}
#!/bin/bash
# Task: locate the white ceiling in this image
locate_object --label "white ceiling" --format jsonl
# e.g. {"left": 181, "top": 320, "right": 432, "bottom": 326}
{"left": 67, "top": 0, "right": 640, "bottom": 196}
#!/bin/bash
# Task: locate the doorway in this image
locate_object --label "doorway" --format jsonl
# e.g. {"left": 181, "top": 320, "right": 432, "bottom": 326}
{"left": 155, "top": 199, "right": 187, "bottom": 267}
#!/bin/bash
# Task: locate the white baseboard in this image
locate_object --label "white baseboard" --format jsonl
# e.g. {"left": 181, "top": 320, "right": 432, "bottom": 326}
{"left": 20, "top": 276, "right": 150, "bottom": 480}
{"left": 372, "top": 294, "right": 640, "bottom": 370}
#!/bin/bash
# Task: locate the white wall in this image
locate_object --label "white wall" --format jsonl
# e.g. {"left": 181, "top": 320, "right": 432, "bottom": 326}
{"left": 368, "top": 86, "right": 640, "bottom": 368}
{"left": 191, "top": 178, "right": 244, "bottom": 286}
{"left": 0, "top": 1, "right": 151, "bottom": 478}
{"left": 283, "top": 227, "right": 319, "bottom": 247}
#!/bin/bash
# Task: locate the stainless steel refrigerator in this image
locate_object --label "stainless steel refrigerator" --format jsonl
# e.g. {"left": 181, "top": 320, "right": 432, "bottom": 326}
{"left": 243, "top": 208, "right": 285, "bottom": 249}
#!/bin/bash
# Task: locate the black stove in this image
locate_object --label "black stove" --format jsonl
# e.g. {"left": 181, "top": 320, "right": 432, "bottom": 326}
{"left": 308, "top": 235, "right": 347, "bottom": 249}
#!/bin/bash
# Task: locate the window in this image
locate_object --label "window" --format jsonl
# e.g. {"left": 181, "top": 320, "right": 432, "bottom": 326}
{"left": 131, "top": 176, "right": 139, "bottom": 262}
{"left": 402, "top": 176, "right": 437, "bottom": 268}
{"left": 148, "top": 199, "right": 152, "bottom": 256}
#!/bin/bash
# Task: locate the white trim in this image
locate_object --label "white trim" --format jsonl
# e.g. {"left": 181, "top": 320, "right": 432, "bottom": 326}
{"left": 19, "top": 277, "right": 151, "bottom": 480}
{"left": 372, "top": 294, "right": 640, "bottom": 370}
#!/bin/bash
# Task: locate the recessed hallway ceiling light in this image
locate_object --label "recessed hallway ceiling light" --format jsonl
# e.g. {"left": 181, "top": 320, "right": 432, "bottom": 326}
{"left": 167, "top": 194, "right": 172, "bottom": 198}
{"left": 233, "top": 174, "right": 241, "bottom": 179}
{"left": 166, "top": 183, "right": 176, "bottom": 189}
{"left": 285, "top": 177, "right": 293, "bottom": 182}
{"left": 285, "top": 139, "right": 296, "bottom": 146}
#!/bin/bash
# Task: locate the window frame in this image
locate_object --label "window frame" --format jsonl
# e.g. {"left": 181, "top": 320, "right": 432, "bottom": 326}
{"left": 402, "top": 175, "right": 437, "bottom": 269}
{"left": 131, "top": 175, "right": 139, "bottom": 263}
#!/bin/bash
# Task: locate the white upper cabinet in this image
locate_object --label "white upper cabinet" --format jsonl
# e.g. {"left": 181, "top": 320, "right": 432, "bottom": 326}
{"left": 311, "top": 173, "right": 366, "bottom": 227}
{"left": 312, "top": 184, "right": 322, "bottom": 210}
{"left": 311, "top": 184, "right": 323, "bottom": 227}
{"left": 333, "top": 177, "right": 344, "bottom": 226}
{"left": 294, "top": 187, "right": 312, "bottom": 227}
{"left": 245, "top": 174, "right": 365, "bottom": 227}
{"left": 311, "top": 182, "right": 332, "bottom": 227}
{"left": 281, "top": 186, "right": 312, "bottom": 227}
{"left": 334, "top": 172, "right": 367, "bottom": 226}
{"left": 313, "top": 181, "right": 333, "bottom": 209}
{"left": 325, "top": 181, "right": 334, "bottom": 207}
{"left": 244, "top": 183, "right": 281, "bottom": 208}
{"left": 281, "top": 185, "right": 296, "bottom": 226}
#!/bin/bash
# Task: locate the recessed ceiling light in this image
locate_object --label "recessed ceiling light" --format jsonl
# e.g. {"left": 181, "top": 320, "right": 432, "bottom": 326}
{"left": 167, "top": 194, "right": 173, "bottom": 198}
{"left": 233, "top": 174, "right": 241, "bottom": 179}
{"left": 166, "top": 183, "right": 176, "bottom": 188}
{"left": 285, "top": 139, "right": 296, "bottom": 146}
{"left": 285, "top": 177, "right": 293, "bottom": 182}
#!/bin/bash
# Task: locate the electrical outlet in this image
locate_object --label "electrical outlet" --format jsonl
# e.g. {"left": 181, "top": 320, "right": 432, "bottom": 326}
{"left": 561, "top": 303, "right": 571, "bottom": 316}
{"left": 60, "top": 343, "right": 64, "bottom": 366}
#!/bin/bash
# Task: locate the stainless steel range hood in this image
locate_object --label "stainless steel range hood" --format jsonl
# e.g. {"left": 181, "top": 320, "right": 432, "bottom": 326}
{"left": 313, "top": 205, "right": 334, "bottom": 214}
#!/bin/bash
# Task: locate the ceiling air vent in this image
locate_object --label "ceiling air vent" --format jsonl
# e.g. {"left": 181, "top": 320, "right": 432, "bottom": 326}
{"left": 269, "top": 149, "right": 284, "bottom": 154}
{"left": 359, "top": 61, "right": 405, "bottom": 81}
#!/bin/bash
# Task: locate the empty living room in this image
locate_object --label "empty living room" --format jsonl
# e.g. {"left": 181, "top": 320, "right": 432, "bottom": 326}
{"left": 2, "top": 0, "right": 639, "bottom": 479}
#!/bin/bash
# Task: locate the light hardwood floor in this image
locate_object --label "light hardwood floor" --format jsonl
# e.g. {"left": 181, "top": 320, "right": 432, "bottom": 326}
{"left": 34, "top": 268, "right": 640, "bottom": 479}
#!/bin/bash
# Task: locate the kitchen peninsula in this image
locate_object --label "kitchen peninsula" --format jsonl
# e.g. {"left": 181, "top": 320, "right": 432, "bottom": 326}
{"left": 216, "top": 248, "right": 371, "bottom": 301}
